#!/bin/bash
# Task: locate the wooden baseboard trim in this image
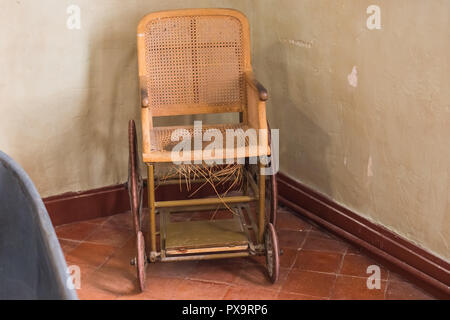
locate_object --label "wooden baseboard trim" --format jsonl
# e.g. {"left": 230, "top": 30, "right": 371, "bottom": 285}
{"left": 277, "top": 172, "right": 450, "bottom": 299}
{"left": 44, "top": 184, "right": 130, "bottom": 227}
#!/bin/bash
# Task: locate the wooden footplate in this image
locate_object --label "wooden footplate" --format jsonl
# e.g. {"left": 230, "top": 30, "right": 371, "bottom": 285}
{"left": 160, "top": 206, "right": 252, "bottom": 258}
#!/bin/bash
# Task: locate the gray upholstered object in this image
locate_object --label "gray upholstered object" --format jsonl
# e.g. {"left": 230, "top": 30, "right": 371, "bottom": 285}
{"left": 0, "top": 151, "right": 77, "bottom": 300}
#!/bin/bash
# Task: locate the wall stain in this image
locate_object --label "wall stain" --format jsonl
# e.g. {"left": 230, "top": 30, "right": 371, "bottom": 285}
{"left": 279, "top": 38, "right": 313, "bottom": 49}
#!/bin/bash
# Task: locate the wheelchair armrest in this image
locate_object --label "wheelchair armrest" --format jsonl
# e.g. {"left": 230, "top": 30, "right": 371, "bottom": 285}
{"left": 245, "top": 71, "right": 269, "bottom": 134}
{"left": 245, "top": 71, "right": 268, "bottom": 101}
{"left": 139, "top": 76, "right": 149, "bottom": 107}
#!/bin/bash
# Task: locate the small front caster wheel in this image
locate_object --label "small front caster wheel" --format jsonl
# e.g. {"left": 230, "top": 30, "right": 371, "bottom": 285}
{"left": 264, "top": 223, "right": 280, "bottom": 283}
{"left": 136, "top": 231, "right": 146, "bottom": 292}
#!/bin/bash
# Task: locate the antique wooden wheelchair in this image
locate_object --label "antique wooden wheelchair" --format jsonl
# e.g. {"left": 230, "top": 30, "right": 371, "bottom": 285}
{"left": 127, "top": 8, "right": 279, "bottom": 291}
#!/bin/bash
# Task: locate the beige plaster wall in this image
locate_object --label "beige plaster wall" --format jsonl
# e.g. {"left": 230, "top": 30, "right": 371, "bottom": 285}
{"left": 250, "top": 0, "right": 450, "bottom": 261}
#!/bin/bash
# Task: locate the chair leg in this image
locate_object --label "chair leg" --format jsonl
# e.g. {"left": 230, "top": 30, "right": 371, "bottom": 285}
{"left": 258, "top": 162, "right": 266, "bottom": 244}
{"left": 147, "top": 164, "right": 157, "bottom": 260}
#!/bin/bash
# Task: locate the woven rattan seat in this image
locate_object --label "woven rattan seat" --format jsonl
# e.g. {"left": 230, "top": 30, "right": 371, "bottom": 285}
{"left": 147, "top": 123, "right": 267, "bottom": 162}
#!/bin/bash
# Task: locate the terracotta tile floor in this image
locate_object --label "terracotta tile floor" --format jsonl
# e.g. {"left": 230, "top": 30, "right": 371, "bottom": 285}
{"left": 56, "top": 206, "right": 436, "bottom": 300}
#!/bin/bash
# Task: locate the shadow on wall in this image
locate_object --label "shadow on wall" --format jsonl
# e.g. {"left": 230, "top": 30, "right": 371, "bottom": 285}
{"left": 263, "top": 41, "right": 332, "bottom": 196}
{"left": 75, "top": 14, "right": 140, "bottom": 190}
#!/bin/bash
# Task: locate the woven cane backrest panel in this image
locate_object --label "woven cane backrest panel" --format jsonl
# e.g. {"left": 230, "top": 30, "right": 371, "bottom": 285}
{"left": 143, "top": 14, "right": 245, "bottom": 114}
{"left": 150, "top": 123, "right": 250, "bottom": 152}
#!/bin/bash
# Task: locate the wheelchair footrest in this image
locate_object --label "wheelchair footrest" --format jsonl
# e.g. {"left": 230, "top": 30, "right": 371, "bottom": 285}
{"left": 165, "top": 218, "right": 248, "bottom": 255}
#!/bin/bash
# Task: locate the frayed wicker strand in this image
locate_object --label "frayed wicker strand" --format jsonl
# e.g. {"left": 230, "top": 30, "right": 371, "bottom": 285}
{"left": 157, "top": 163, "right": 244, "bottom": 213}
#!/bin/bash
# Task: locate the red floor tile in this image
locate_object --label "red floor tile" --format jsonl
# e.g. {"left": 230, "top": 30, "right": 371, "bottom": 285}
{"left": 175, "top": 280, "right": 229, "bottom": 300}
{"left": 56, "top": 222, "right": 99, "bottom": 241}
{"left": 278, "top": 230, "right": 308, "bottom": 249}
{"left": 65, "top": 242, "right": 116, "bottom": 269}
{"left": 76, "top": 283, "right": 120, "bottom": 300}
{"left": 100, "top": 242, "right": 136, "bottom": 271}
{"left": 85, "top": 216, "right": 110, "bottom": 226}
{"left": 58, "top": 239, "right": 80, "bottom": 255}
{"left": 233, "top": 263, "right": 288, "bottom": 291}
{"left": 102, "top": 212, "right": 134, "bottom": 231}
{"left": 84, "top": 265, "right": 139, "bottom": 296}
{"left": 146, "top": 260, "right": 199, "bottom": 279}
{"left": 388, "top": 271, "right": 408, "bottom": 283}
{"left": 224, "top": 287, "right": 279, "bottom": 300}
{"left": 246, "top": 249, "right": 298, "bottom": 269}
{"left": 84, "top": 225, "right": 133, "bottom": 248}
{"left": 294, "top": 250, "right": 343, "bottom": 273}
{"left": 277, "top": 291, "right": 325, "bottom": 300}
{"left": 302, "top": 232, "right": 348, "bottom": 253}
{"left": 242, "top": 254, "right": 266, "bottom": 266}
{"left": 187, "top": 258, "right": 243, "bottom": 284}
{"left": 331, "top": 275, "right": 386, "bottom": 300}
{"left": 70, "top": 264, "right": 98, "bottom": 283}
{"left": 119, "top": 277, "right": 184, "bottom": 300}
{"left": 308, "top": 228, "right": 337, "bottom": 240}
{"left": 281, "top": 270, "right": 336, "bottom": 298}
{"left": 276, "top": 209, "right": 312, "bottom": 231}
{"left": 279, "top": 248, "right": 299, "bottom": 269}
{"left": 385, "top": 281, "right": 434, "bottom": 300}
{"left": 340, "top": 254, "right": 388, "bottom": 280}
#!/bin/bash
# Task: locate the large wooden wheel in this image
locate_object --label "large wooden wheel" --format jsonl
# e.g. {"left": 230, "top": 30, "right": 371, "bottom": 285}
{"left": 135, "top": 231, "right": 146, "bottom": 291}
{"left": 128, "top": 120, "right": 146, "bottom": 292}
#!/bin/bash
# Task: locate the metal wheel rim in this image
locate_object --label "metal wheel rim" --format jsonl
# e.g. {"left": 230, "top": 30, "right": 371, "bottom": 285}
{"left": 264, "top": 223, "right": 279, "bottom": 283}
{"left": 136, "top": 231, "right": 146, "bottom": 291}
{"left": 128, "top": 120, "right": 143, "bottom": 231}
{"left": 265, "top": 228, "right": 274, "bottom": 277}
